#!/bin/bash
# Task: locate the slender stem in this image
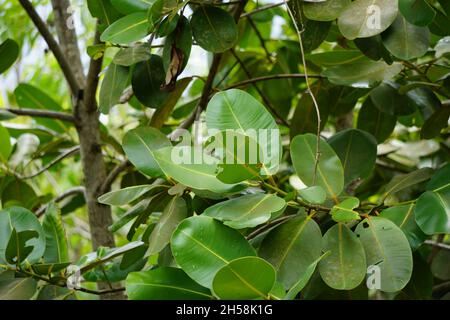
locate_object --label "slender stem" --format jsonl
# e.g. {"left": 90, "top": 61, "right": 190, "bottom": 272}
{"left": 100, "top": 160, "right": 131, "bottom": 194}
{"left": 224, "top": 73, "right": 323, "bottom": 90}
{"left": 241, "top": 2, "right": 285, "bottom": 18}
{"left": 3, "top": 108, "right": 75, "bottom": 123}
{"left": 247, "top": 16, "right": 273, "bottom": 62}
{"left": 36, "top": 186, "right": 85, "bottom": 217}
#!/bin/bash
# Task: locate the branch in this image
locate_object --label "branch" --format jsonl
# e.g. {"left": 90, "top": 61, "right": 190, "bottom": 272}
{"left": 425, "top": 240, "right": 450, "bottom": 251}
{"left": 247, "top": 16, "right": 273, "bottom": 62}
{"left": 22, "top": 146, "right": 80, "bottom": 180}
{"left": 100, "top": 160, "right": 131, "bottom": 194}
{"left": 84, "top": 27, "right": 103, "bottom": 114}
{"left": 36, "top": 186, "right": 86, "bottom": 217}
{"left": 241, "top": 2, "right": 284, "bottom": 18}
{"left": 18, "top": 0, "right": 81, "bottom": 94}
{"left": 224, "top": 73, "right": 323, "bottom": 90}
{"left": 4, "top": 108, "right": 75, "bottom": 123}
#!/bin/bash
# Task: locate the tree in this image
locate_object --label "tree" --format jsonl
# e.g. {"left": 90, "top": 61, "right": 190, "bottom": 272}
{"left": 0, "top": 0, "right": 449, "bottom": 300}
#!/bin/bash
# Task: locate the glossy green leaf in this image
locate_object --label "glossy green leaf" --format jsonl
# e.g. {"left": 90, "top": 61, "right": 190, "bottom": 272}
{"left": 370, "top": 82, "right": 417, "bottom": 116}
{"left": 290, "top": 134, "right": 344, "bottom": 201}
{"left": 131, "top": 55, "right": 169, "bottom": 108}
{"left": 99, "top": 184, "right": 166, "bottom": 206}
{"left": 203, "top": 193, "right": 286, "bottom": 229}
{"left": 170, "top": 216, "right": 256, "bottom": 288}
{"left": 212, "top": 257, "right": 276, "bottom": 300}
{"left": 323, "top": 60, "right": 403, "bottom": 87}
{"left": 306, "top": 50, "right": 365, "bottom": 67}
{"left": 0, "top": 124, "right": 12, "bottom": 163}
{"left": 5, "top": 229, "right": 39, "bottom": 265}
{"left": 329, "top": 129, "right": 377, "bottom": 184}
{"left": 113, "top": 44, "right": 151, "bottom": 66}
{"left": 14, "top": 83, "right": 67, "bottom": 133}
{"left": 0, "top": 39, "right": 19, "bottom": 75}
{"left": 122, "top": 126, "right": 172, "bottom": 178}
{"left": 338, "top": 0, "right": 399, "bottom": 40}
{"left": 259, "top": 215, "right": 322, "bottom": 289}
{"left": 100, "top": 12, "right": 149, "bottom": 44}
{"left": 319, "top": 223, "right": 366, "bottom": 290}
{"left": 415, "top": 184, "right": 450, "bottom": 235}
{"left": 354, "top": 35, "right": 393, "bottom": 62}
{"left": 0, "top": 207, "right": 45, "bottom": 265}
{"left": 284, "top": 251, "right": 330, "bottom": 300}
{"left": 298, "top": 186, "right": 327, "bottom": 205}
{"left": 99, "top": 63, "right": 129, "bottom": 114}
{"left": 421, "top": 104, "right": 450, "bottom": 139}
{"left": 111, "top": 0, "right": 150, "bottom": 14}
{"left": 42, "top": 203, "right": 69, "bottom": 264}
{"left": 0, "top": 277, "right": 37, "bottom": 300}
{"left": 355, "top": 217, "right": 413, "bottom": 292}
{"left": 381, "top": 168, "right": 433, "bottom": 202}
{"left": 357, "top": 98, "right": 397, "bottom": 142}
{"left": 330, "top": 197, "right": 361, "bottom": 223}
{"left": 380, "top": 204, "right": 426, "bottom": 250}
{"left": 399, "top": 0, "right": 436, "bottom": 26}
{"left": 206, "top": 89, "right": 281, "bottom": 175}
{"left": 191, "top": 6, "right": 238, "bottom": 53}
{"left": 126, "top": 267, "right": 212, "bottom": 300}
{"left": 382, "top": 15, "right": 430, "bottom": 60}
{"left": 147, "top": 196, "right": 187, "bottom": 256}
{"left": 303, "top": 0, "right": 351, "bottom": 22}
{"left": 87, "top": 0, "right": 122, "bottom": 26}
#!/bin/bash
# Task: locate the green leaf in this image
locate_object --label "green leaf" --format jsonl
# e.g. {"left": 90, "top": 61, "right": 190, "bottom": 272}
{"left": 382, "top": 15, "right": 430, "bottom": 60}
{"left": 191, "top": 6, "right": 238, "bottom": 53}
{"left": 153, "top": 146, "right": 241, "bottom": 194}
{"left": 99, "top": 184, "right": 167, "bottom": 206}
{"left": 87, "top": 0, "right": 122, "bottom": 26}
{"left": 381, "top": 168, "right": 433, "bottom": 202}
{"left": 0, "top": 207, "right": 45, "bottom": 265}
{"left": 415, "top": 185, "right": 450, "bottom": 235}
{"left": 113, "top": 43, "right": 152, "bottom": 66}
{"left": 0, "top": 277, "right": 37, "bottom": 300}
{"left": 303, "top": 0, "right": 351, "bottom": 22}
{"left": 338, "top": 0, "right": 399, "bottom": 40}
{"left": 290, "top": 134, "right": 344, "bottom": 201}
{"left": 380, "top": 204, "right": 426, "bottom": 250}
{"left": 330, "top": 197, "right": 361, "bottom": 223}
{"left": 319, "top": 223, "right": 366, "bottom": 290}
{"left": 298, "top": 186, "right": 326, "bottom": 205}
{"left": 42, "top": 203, "right": 69, "bottom": 264}
{"left": 354, "top": 35, "right": 393, "bottom": 62}
{"left": 31, "top": 262, "right": 70, "bottom": 275}
{"left": 355, "top": 217, "right": 413, "bottom": 292}
{"left": 100, "top": 12, "right": 149, "bottom": 44}
{"left": 306, "top": 50, "right": 365, "bottom": 67}
{"left": 329, "top": 129, "right": 378, "bottom": 184}
{"left": 0, "top": 39, "right": 19, "bottom": 75}
{"left": 131, "top": 55, "right": 169, "bottom": 108}
{"left": 203, "top": 193, "right": 286, "bottom": 229}
{"left": 206, "top": 89, "right": 281, "bottom": 175}
{"left": 212, "top": 257, "right": 276, "bottom": 300}
{"left": 370, "top": 82, "right": 417, "bottom": 116}
{"left": 99, "top": 63, "right": 129, "bottom": 114}
{"left": 0, "top": 124, "right": 12, "bottom": 163}
{"left": 147, "top": 196, "right": 188, "bottom": 256}
{"left": 14, "top": 83, "right": 67, "bottom": 133}
{"left": 111, "top": 0, "right": 150, "bottom": 14}
{"left": 284, "top": 251, "right": 330, "bottom": 300}
{"left": 259, "top": 215, "right": 322, "bottom": 289}
{"left": 357, "top": 98, "right": 397, "bottom": 143}
{"left": 421, "top": 104, "right": 450, "bottom": 139}
{"left": 126, "top": 267, "right": 212, "bottom": 300}
{"left": 322, "top": 60, "right": 403, "bottom": 87}
{"left": 399, "top": 0, "right": 436, "bottom": 26}
{"left": 122, "top": 126, "right": 172, "bottom": 178}
{"left": 5, "top": 229, "right": 39, "bottom": 265}
{"left": 170, "top": 216, "right": 256, "bottom": 288}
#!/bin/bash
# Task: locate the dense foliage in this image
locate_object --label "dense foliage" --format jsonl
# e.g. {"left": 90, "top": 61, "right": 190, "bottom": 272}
{"left": 0, "top": 0, "right": 449, "bottom": 300}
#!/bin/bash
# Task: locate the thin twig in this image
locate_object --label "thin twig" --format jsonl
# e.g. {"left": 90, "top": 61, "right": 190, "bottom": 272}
{"left": 36, "top": 186, "right": 86, "bottom": 217}
{"left": 241, "top": 2, "right": 284, "bottom": 18}
{"left": 4, "top": 108, "right": 75, "bottom": 123}
{"left": 425, "top": 240, "right": 450, "bottom": 251}
{"left": 100, "top": 160, "right": 132, "bottom": 194}
{"left": 224, "top": 73, "right": 323, "bottom": 90}
{"left": 247, "top": 16, "right": 273, "bottom": 62}
{"left": 247, "top": 215, "right": 295, "bottom": 240}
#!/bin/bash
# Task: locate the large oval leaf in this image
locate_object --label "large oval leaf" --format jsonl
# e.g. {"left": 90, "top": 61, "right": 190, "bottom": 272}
{"left": 100, "top": 12, "right": 149, "bottom": 44}
{"left": 370, "top": 82, "right": 417, "bottom": 116}
{"left": 329, "top": 129, "right": 377, "bottom": 184}
{"left": 131, "top": 55, "right": 168, "bottom": 108}
{"left": 212, "top": 257, "right": 276, "bottom": 300}
{"left": 113, "top": 43, "right": 151, "bottom": 66}
{"left": 259, "top": 214, "right": 322, "bottom": 289}
{"left": 203, "top": 193, "right": 286, "bottom": 229}
{"left": 338, "top": 0, "right": 398, "bottom": 40}
{"left": 122, "top": 127, "right": 171, "bottom": 178}
{"left": 42, "top": 203, "right": 69, "bottom": 264}
{"left": 191, "top": 6, "right": 238, "bottom": 53}
{"left": 87, "top": 0, "right": 122, "bottom": 26}
{"left": 355, "top": 217, "right": 413, "bottom": 292}
{"left": 399, "top": 0, "right": 436, "bottom": 27}
{"left": 99, "top": 184, "right": 168, "bottom": 206}
{"left": 357, "top": 98, "right": 397, "bottom": 142}
{"left": 319, "top": 223, "right": 366, "bottom": 290}
{"left": 0, "top": 207, "right": 45, "bottom": 265}
{"left": 290, "top": 134, "right": 344, "bottom": 201}
{"left": 206, "top": 89, "right": 281, "bottom": 175}
{"left": 111, "top": 0, "right": 150, "bottom": 14}
{"left": 304, "top": 0, "right": 351, "bottom": 22}
{"left": 0, "top": 39, "right": 19, "bottom": 75}
{"left": 126, "top": 267, "right": 212, "bottom": 300}
{"left": 99, "top": 63, "right": 129, "bottom": 114}
{"left": 382, "top": 15, "right": 430, "bottom": 60}
{"left": 171, "top": 216, "right": 256, "bottom": 288}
